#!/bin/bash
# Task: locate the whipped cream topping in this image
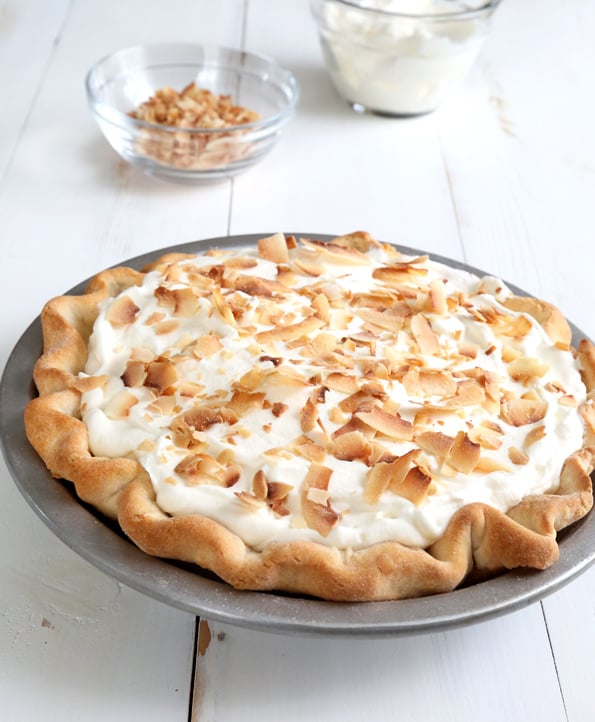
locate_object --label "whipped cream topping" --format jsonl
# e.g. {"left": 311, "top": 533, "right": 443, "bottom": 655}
{"left": 81, "top": 234, "right": 586, "bottom": 551}
{"left": 313, "top": 0, "right": 496, "bottom": 115}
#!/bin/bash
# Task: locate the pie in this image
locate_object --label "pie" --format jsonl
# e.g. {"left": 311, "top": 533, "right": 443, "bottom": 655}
{"left": 24, "top": 232, "right": 595, "bottom": 601}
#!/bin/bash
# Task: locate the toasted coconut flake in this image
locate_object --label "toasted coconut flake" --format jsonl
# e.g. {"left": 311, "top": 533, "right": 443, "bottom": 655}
{"left": 458, "top": 341, "right": 479, "bottom": 359}
{"left": 501, "top": 345, "right": 522, "bottom": 363}
{"left": 500, "top": 397, "right": 547, "bottom": 427}
{"left": 393, "top": 466, "right": 433, "bottom": 505}
{"left": 300, "top": 238, "right": 371, "bottom": 265}
{"left": 267, "top": 366, "right": 311, "bottom": 388}
{"left": 106, "top": 295, "right": 140, "bottom": 326}
{"left": 356, "top": 308, "right": 406, "bottom": 333}
{"left": 174, "top": 453, "right": 228, "bottom": 486}
{"left": 427, "top": 278, "right": 448, "bottom": 315}
{"left": 104, "top": 390, "right": 139, "bottom": 420}
{"left": 363, "top": 449, "right": 429, "bottom": 506}
{"left": 268, "top": 482, "right": 293, "bottom": 516}
{"left": 325, "top": 373, "right": 360, "bottom": 394}
{"left": 293, "top": 435, "right": 327, "bottom": 463}
{"left": 507, "top": 357, "right": 549, "bottom": 384}
{"left": 330, "top": 230, "right": 380, "bottom": 252}
{"left": 183, "top": 405, "right": 238, "bottom": 432}
{"left": 358, "top": 358, "right": 389, "bottom": 380}
{"left": 252, "top": 469, "right": 268, "bottom": 500}
{"left": 578, "top": 339, "right": 595, "bottom": 392}
{"left": 217, "top": 448, "right": 236, "bottom": 466}
{"left": 355, "top": 406, "right": 413, "bottom": 441}
{"left": 413, "top": 405, "right": 461, "bottom": 427}
{"left": 154, "top": 319, "right": 180, "bottom": 336}
{"left": 211, "top": 288, "right": 235, "bottom": 326}
{"left": 154, "top": 286, "right": 199, "bottom": 317}
{"left": 467, "top": 424, "right": 503, "bottom": 450}
{"left": 363, "top": 460, "right": 393, "bottom": 505}
{"left": 508, "top": 446, "right": 529, "bottom": 465}
{"left": 331, "top": 430, "right": 371, "bottom": 462}
{"left": 300, "top": 398, "right": 319, "bottom": 432}
{"left": 483, "top": 370, "right": 501, "bottom": 403}
{"left": 338, "top": 391, "right": 376, "bottom": 415}
{"left": 311, "top": 293, "right": 330, "bottom": 323}
{"left": 307, "top": 487, "right": 330, "bottom": 505}
{"left": 415, "top": 431, "right": 454, "bottom": 459}
{"left": 300, "top": 464, "right": 339, "bottom": 538}
{"left": 227, "top": 390, "right": 266, "bottom": 416}
{"left": 272, "top": 402, "right": 289, "bottom": 417}
{"left": 122, "top": 360, "right": 147, "bottom": 388}
{"left": 126, "top": 349, "right": 153, "bottom": 365}
{"left": 267, "top": 481, "right": 293, "bottom": 502}
{"left": 403, "top": 367, "right": 457, "bottom": 398}
{"left": 372, "top": 262, "right": 428, "bottom": 285}
{"left": 144, "top": 311, "right": 166, "bottom": 326}
{"left": 474, "top": 457, "right": 512, "bottom": 474}
{"left": 493, "top": 313, "right": 533, "bottom": 339}
{"left": 410, "top": 313, "right": 440, "bottom": 355}
{"left": 146, "top": 395, "right": 177, "bottom": 416}
{"left": 293, "top": 255, "right": 324, "bottom": 277}
{"left": 523, "top": 424, "right": 546, "bottom": 450}
{"left": 145, "top": 360, "right": 178, "bottom": 393}
{"left": 233, "top": 274, "right": 288, "bottom": 298}
{"left": 309, "top": 333, "right": 337, "bottom": 357}
{"left": 451, "top": 379, "right": 486, "bottom": 407}
{"left": 234, "top": 368, "right": 264, "bottom": 391}
{"left": 364, "top": 449, "right": 421, "bottom": 505}
{"left": 446, "top": 431, "right": 481, "bottom": 473}
{"left": 368, "top": 442, "right": 396, "bottom": 466}
{"left": 255, "top": 316, "right": 325, "bottom": 344}
{"left": 332, "top": 414, "right": 375, "bottom": 440}
{"left": 258, "top": 232, "right": 289, "bottom": 264}
{"left": 192, "top": 334, "right": 223, "bottom": 358}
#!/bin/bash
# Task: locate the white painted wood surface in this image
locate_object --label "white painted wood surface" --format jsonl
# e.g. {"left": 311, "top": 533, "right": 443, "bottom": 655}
{"left": 1, "top": 1, "right": 593, "bottom": 720}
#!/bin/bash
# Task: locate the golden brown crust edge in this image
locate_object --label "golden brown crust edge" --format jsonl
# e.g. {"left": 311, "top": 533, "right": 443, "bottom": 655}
{"left": 23, "top": 262, "right": 595, "bottom": 602}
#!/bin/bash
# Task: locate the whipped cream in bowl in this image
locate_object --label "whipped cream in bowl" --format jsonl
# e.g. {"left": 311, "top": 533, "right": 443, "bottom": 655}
{"left": 311, "top": 0, "right": 502, "bottom": 116}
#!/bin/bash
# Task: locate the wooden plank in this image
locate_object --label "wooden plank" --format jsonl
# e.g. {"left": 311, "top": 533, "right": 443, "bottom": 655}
{"left": 193, "top": 608, "right": 566, "bottom": 722}
{"left": 0, "top": 1, "right": 245, "bottom": 720}
{"left": 0, "top": 471, "right": 197, "bottom": 721}
{"left": 0, "top": 0, "right": 71, "bottom": 181}
{"left": 436, "top": 4, "right": 595, "bottom": 719}
{"left": 437, "top": 0, "right": 595, "bottom": 334}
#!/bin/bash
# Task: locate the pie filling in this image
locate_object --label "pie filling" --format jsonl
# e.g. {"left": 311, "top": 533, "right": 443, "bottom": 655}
{"left": 80, "top": 234, "right": 586, "bottom": 552}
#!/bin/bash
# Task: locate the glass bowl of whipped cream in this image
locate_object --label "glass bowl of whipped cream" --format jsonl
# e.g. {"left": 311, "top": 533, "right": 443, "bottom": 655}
{"left": 311, "top": 0, "right": 502, "bottom": 116}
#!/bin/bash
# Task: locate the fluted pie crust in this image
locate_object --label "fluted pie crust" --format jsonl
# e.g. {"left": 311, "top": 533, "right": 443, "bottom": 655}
{"left": 24, "top": 233, "right": 595, "bottom": 601}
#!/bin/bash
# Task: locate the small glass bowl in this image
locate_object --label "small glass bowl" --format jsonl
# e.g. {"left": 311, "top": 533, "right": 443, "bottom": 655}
{"left": 85, "top": 44, "right": 299, "bottom": 183}
{"left": 311, "top": 0, "right": 501, "bottom": 117}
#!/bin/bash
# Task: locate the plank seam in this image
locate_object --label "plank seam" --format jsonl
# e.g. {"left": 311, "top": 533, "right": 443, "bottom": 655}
{"left": 187, "top": 616, "right": 201, "bottom": 722}
{"left": 541, "top": 601, "right": 570, "bottom": 722}
{"left": 438, "top": 137, "right": 468, "bottom": 264}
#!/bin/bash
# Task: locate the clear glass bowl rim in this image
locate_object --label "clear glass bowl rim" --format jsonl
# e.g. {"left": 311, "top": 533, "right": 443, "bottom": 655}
{"left": 85, "top": 43, "right": 300, "bottom": 136}
{"left": 312, "top": 0, "right": 502, "bottom": 21}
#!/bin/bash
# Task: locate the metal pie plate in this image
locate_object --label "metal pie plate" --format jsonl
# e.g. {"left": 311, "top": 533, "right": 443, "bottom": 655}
{"left": 1, "top": 233, "right": 594, "bottom": 637}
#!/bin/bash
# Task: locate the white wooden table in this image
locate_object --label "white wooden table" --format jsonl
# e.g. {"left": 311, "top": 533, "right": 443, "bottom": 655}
{"left": 1, "top": 1, "right": 594, "bottom": 720}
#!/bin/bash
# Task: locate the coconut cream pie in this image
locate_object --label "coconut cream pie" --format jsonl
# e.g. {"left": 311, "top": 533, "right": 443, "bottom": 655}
{"left": 25, "top": 232, "right": 595, "bottom": 601}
